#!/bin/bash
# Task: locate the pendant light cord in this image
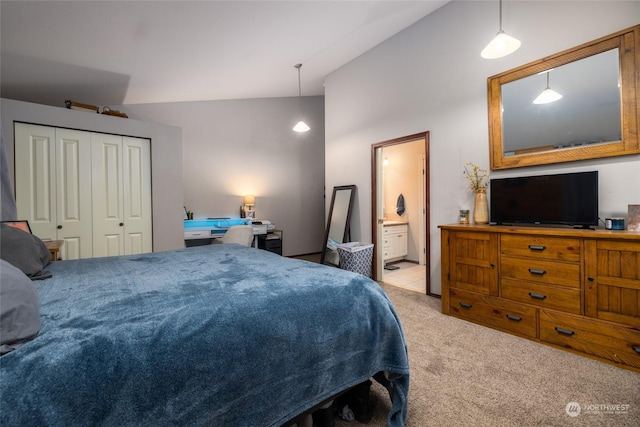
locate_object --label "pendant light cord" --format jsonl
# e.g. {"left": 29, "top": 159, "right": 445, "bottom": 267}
{"left": 292, "top": 63, "right": 310, "bottom": 132}
{"left": 295, "top": 63, "right": 303, "bottom": 97}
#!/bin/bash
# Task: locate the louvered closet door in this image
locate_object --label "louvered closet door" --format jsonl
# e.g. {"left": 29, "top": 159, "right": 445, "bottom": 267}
{"left": 92, "top": 133, "right": 152, "bottom": 257}
{"left": 15, "top": 124, "right": 93, "bottom": 259}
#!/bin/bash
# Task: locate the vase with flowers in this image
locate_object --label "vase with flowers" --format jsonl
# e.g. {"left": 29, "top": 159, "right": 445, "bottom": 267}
{"left": 464, "top": 162, "right": 490, "bottom": 224}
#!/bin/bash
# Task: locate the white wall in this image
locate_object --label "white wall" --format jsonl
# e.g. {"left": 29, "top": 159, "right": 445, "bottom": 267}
{"left": 325, "top": 1, "right": 640, "bottom": 295}
{"left": 116, "top": 96, "right": 325, "bottom": 256}
{"left": 1, "top": 98, "right": 184, "bottom": 252}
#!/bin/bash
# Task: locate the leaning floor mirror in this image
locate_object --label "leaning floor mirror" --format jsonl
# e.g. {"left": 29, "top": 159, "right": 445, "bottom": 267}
{"left": 321, "top": 185, "right": 356, "bottom": 266}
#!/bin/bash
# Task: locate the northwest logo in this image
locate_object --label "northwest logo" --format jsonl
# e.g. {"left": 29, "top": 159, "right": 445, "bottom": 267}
{"left": 566, "top": 402, "right": 581, "bottom": 417}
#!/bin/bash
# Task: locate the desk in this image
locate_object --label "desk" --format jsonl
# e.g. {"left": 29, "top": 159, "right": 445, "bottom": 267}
{"left": 44, "top": 240, "right": 64, "bottom": 262}
{"left": 183, "top": 219, "right": 273, "bottom": 250}
{"left": 184, "top": 219, "right": 251, "bottom": 241}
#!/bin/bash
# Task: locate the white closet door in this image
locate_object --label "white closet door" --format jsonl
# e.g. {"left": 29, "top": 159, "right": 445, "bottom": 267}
{"left": 92, "top": 134, "right": 152, "bottom": 257}
{"left": 92, "top": 133, "right": 125, "bottom": 257}
{"left": 15, "top": 124, "right": 92, "bottom": 260}
{"left": 15, "top": 124, "right": 57, "bottom": 240}
{"left": 122, "top": 137, "right": 152, "bottom": 255}
{"left": 55, "top": 128, "right": 93, "bottom": 259}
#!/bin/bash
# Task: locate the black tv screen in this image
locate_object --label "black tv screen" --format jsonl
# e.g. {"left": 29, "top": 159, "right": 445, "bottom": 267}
{"left": 490, "top": 171, "right": 598, "bottom": 228}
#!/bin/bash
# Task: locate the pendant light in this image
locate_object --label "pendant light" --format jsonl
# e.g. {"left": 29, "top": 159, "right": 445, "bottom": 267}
{"left": 292, "top": 63, "right": 310, "bottom": 133}
{"left": 533, "top": 71, "right": 563, "bottom": 104}
{"left": 481, "top": 0, "right": 521, "bottom": 59}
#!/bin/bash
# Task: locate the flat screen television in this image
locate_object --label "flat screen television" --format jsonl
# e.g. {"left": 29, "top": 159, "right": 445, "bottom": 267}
{"left": 490, "top": 171, "right": 598, "bottom": 229}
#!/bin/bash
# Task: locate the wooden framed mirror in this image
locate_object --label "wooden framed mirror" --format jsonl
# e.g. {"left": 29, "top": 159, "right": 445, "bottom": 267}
{"left": 320, "top": 185, "right": 356, "bottom": 266}
{"left": 488, "top": 25, "right": 640, "bottom": 170}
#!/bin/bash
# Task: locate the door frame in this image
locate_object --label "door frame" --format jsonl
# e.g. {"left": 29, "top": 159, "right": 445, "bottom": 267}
{"left": 371, "top": 131, "right": 435, "bottom": 296}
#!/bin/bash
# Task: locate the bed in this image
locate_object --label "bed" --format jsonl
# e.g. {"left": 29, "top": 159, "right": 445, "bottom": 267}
{"left": 0, "top": 243, "right": 410, "bottom": 426}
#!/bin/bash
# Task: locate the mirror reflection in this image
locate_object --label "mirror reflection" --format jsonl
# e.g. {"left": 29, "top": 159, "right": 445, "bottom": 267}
{"left": 321, "top": 185, "right": 356, "bottom": 266}
{"left": 502, "top": 49, "right": 621, "bottom": 156}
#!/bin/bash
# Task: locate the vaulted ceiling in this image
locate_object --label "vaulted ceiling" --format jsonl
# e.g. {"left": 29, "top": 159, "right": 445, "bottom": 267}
{"left": 1, "top": 1, "right": 448, "bottom": 108}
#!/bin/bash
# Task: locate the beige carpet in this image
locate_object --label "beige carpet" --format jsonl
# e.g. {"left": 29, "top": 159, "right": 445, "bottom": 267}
{"left": 336, "top": 283, "right": 640, "bottom": 427}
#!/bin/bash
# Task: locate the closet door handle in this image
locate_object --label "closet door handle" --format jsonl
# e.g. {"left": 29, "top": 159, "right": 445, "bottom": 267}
{"left": 529, "top": 292, "right": 547, "bottom": 300}
{"left": 528, "top": 245, "right": 546, "bottom": 251}
{"left": 555, "top": 327, "right": 575, "bottom": 336}
{"left": 119, "top": 222, "right": 124, "bottom": 227}
{"left": 506, "top": 314, "right": 522, "bottom": 322}
{"left": 57, "top": 225, "right": 63, "bottom": 230}
{"left": 459, "top": 302, "right": 472, "bottom": 309}
{"left": 528, "top": 268, "right": 546, "bottom": 275}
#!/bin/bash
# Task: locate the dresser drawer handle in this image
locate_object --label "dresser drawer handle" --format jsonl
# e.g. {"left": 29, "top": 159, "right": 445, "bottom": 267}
{"left": 528, "top": 268, "right": 546, "bottom": 275}
{"left": 555, "top": 327, "right": 575, "bottom": 336}
{"left": 528, "top": 245, "right": 546, "bottom": 251}
{"left": 632, "top": 345, "right": 640, "bottom": 355}
{"left": 529, "top": 292, "right": 547, "bottom": 300}
{"left": 506, "top": 314, "right": 522, "bottom": 322}
{"left": 459, "top": 302, "right": 472, "bottom": 309}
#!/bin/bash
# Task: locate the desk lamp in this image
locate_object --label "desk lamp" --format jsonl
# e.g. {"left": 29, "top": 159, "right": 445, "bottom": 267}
{"left": 243, "top": 195, "right": 255, "bottom": 219}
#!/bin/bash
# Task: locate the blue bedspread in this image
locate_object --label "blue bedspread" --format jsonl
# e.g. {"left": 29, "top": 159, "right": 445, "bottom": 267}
{"left": 1, "top": 244, "right": 409, "bottom": 426}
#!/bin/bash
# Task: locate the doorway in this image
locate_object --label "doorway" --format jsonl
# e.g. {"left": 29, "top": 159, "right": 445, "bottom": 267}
{"left": 371, "top": 132, "right": 433, "bottom": 295}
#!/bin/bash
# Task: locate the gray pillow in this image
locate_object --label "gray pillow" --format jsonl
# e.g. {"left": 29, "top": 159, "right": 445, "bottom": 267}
{"left": 0, "top": 259, "right": 41, "bottom": 354}
{"left": 0, "top": 223, "right": 51, "bottom": 280}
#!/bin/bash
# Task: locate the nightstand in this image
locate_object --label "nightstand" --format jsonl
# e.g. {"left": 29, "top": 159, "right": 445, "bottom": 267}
{"left": 44, "top": 240, "right": 64, "bottom": 262}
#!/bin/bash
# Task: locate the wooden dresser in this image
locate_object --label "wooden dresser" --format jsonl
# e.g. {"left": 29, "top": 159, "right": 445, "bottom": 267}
{"left": 439, "top": 224, "right": 640, "bottom": 372}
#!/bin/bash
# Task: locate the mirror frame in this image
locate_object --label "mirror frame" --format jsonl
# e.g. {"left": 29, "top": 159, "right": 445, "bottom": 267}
{"left": 488, "top": 24, "right": 640, "bottom": 170}
{"left": 320, "top": 185, "right": 356, "bottom": 266}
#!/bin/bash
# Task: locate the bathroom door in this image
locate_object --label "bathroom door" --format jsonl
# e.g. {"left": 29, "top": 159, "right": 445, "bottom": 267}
{"left": 374, "top": 147, "right": 385, "bottom": 279}
{"left": 371, "top": 132, "right": 431, "bottom": 294}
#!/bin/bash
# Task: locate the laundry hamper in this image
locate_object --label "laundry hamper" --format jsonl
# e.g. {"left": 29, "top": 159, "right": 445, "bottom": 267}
{"left": 337, "top": 242, "right": 374, "bottom": 278}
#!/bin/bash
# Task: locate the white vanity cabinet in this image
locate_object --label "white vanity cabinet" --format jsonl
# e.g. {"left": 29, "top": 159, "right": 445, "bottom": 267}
{"left": 382, "top": 223, "right": 408, "bottom": 261}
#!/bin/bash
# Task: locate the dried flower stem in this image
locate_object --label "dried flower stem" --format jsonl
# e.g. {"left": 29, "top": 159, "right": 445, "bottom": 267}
{"left": 463, "top": 162, "right": 489, "bottom": 192}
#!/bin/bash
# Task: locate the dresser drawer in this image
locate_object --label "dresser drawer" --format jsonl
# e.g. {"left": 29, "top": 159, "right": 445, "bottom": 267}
{"left": 501, "top": 256, "right": 580, "bottom": 288}
{"left": 185, "top": 229, "right": 211, "bottom": 239}
{"left": 501, "top": 278, "right": 581, "bottom": 314}
{"left": 450, "top": 288, "right": 537, "bottom": 338}
{"left": 383, "top": 224, "right": 408, "bottom": 234}
{"left": 540, "top": 310, "right": 640, "bottom": 370}
{"left": 501, "top": 235, "right": 580, "bottom": 262}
